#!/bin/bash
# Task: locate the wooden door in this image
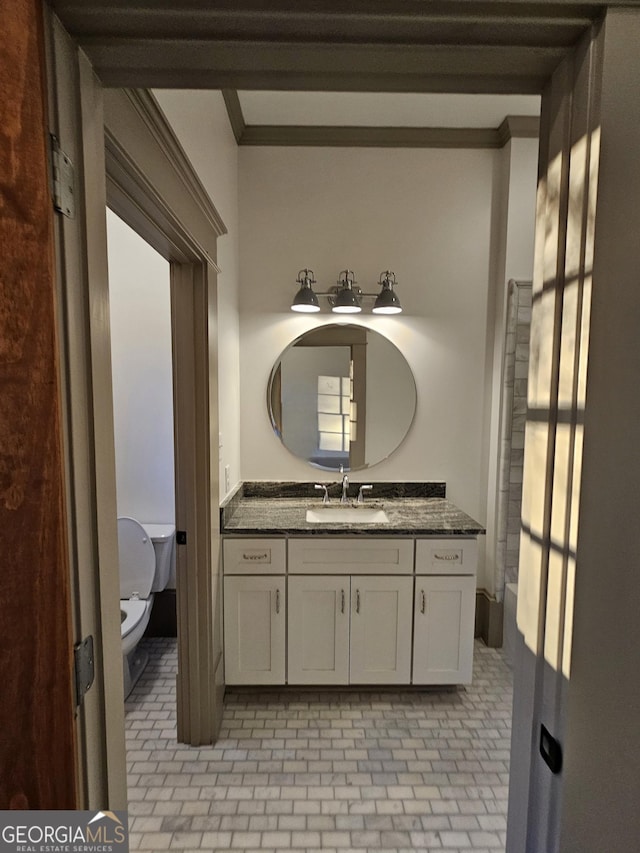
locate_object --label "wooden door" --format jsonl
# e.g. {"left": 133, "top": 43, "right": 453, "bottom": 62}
{"left": 413, "top": 575, "right": 476, "bottom": 685}
{"left": 288, "top": 576, "right": 350, "bottom": 684}
{"left": 349, "top": 576, "right": 413, "bottom": 684}
{"left": 0, "top": 0, "right": 77, "bottom": 808}
{"left": 224, "top": 576, "right": 286, "bottom": 685}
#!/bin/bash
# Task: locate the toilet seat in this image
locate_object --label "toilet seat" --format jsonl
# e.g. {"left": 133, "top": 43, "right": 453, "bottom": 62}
{"left": 121, "top": 599, "right": 149, "bottom": 639}
{"left": 120, "top": 597, "right": 153, "bottom": 663}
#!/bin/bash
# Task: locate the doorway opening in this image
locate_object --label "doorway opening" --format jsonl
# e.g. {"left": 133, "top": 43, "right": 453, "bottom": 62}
{"left": 106, "top": 208, "right": 178, "bottom": 693}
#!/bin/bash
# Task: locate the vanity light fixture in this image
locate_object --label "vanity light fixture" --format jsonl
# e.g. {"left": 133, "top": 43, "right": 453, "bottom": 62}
{"left": 290, "top": 268, "right": 403, "bottom": 314}
{"left": 331, "top": 270, "right": 362, "bottom": 314}
{"left": 372, "top": 271, "right": 403, "bottom": 314}
{"left": 291, "top": 269, "right": 321, "bottom": 312}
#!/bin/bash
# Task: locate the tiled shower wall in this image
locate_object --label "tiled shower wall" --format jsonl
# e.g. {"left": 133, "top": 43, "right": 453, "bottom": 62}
{"left": 495, "top": 281, "right": 532, "bottom": 596}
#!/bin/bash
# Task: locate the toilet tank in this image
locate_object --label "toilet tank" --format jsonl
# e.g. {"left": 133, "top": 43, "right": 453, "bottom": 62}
{"left": 141, "top": 523, "right": 175, "bottom": 592}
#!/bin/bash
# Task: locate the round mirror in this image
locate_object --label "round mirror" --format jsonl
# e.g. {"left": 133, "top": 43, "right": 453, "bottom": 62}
{"left": 267, "top": 324, "right": 416, "bottom": 471}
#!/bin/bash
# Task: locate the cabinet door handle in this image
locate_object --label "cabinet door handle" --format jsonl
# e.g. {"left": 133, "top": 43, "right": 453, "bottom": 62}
{"left": 275, "top": 588, "right": 280, "bottom": 614}
{"left": 421, "top": 589, "right": 426, "bottom": 614}
{"left": 434, "top": 552, "right": 460, "bottom": 561}
{"left": 355, "top": 589, "right": 360, "bottom": 614}
{"left": 341, "top": 589, "right": 345, "bottom": 614}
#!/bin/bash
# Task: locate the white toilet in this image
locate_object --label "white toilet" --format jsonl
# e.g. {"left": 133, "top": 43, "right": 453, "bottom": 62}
{"left": 118, "top": 516, "right": 175, "bottom": 698}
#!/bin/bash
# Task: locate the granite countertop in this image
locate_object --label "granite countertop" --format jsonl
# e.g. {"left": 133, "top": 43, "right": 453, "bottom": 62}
{"left": 220, "top": 483, "right": 485, "bottom": 537}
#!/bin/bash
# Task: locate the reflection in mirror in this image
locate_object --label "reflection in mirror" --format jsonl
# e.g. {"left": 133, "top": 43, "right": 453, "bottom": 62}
{"left": 267, "top": 324, "right": 416, "bottom": 471}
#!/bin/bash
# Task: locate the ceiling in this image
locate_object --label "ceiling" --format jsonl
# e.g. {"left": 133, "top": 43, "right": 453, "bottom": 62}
{"left": 237, "top": 91, "right": 541, "bottom": 128}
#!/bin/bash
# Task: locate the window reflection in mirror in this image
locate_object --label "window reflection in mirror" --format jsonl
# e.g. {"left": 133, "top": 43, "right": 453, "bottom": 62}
{"left": 267, "top": 324, "right": 416, "bottom": 471}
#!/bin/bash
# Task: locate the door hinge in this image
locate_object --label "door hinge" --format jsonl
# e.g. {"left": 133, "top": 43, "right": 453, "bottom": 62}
{"left": 73, "top": 635, "right": 95, "bottom": 707}
{"left": 50, "top": 134, "right": 75, "bottom": 218}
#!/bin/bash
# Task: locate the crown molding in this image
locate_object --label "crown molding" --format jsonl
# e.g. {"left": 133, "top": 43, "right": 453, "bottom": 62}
{"left": 221, "top": 89, "right": 245, "bottom": 145}
{"left": 221, "top": 90, "right": 539, "bottom": 149}
{"left": 240, "top": 124, "right": 504, "bottom": 148}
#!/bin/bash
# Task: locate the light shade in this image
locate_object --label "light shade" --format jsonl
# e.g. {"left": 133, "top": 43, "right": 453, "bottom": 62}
{"left": 291, "top": 269, "right": 320, "bottom": 312}
{"left": 372, "top": 272, "right": 402, "bottom": 314}
{"left": 332, "top": 272, "right": 362, "bottom": 314}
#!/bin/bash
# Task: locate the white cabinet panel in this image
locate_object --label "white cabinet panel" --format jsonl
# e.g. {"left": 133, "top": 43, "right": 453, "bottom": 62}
{"left": 288, "top": 576, "right": 350, "bottom": 684}
{"left": 289, "top": 538, "right": 414, "bottom": 575}
{"left": 412, "top": 575, "right": 476, "bottom": 684}
{"left": 224, "top": 576, "right": 285, "bottom": 684}
{"left": 223, "top": 538, "right": 286, "bottom": 574}
{"left": 350, "top": 575, "right": 413, "bottom": 684}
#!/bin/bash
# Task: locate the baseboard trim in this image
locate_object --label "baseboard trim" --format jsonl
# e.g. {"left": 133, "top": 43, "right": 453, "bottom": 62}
{"left": 475, "top": 590, "right": 504, "bottom": 648}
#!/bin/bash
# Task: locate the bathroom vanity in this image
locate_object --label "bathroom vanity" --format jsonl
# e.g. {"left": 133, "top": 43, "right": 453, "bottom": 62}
{"left": 221, "top": 483, "right": 484, "bottom": 688}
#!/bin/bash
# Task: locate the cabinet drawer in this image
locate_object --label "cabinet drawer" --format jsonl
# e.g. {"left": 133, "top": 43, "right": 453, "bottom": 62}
{"left": 415, "top": 538, "right": 477, "bottom": 575}
{"left": 223, "top": 538, "right": 286, "bottom": 574}
{"left": 288, "top": 538, "right": 414, "bottom": 575}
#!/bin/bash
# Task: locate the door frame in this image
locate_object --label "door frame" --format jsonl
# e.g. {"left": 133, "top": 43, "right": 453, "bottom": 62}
{"left": 47, "top": 10, "right": 226, "bottom": 808}
{"left": 102, "top": 85, "right": 227, "bottom": 748}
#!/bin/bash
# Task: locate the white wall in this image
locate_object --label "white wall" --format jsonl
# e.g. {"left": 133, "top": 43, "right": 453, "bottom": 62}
{"left": 239, "top": 146, "right": 498, "bottom": 529}
{"left": 154, "top": 89, "right": 242, "bottom": 499}
{"left": 107, "top": 209, "right": 175, "bottom": 527}
{"left": 238, "top": 145, "right": 537, "bottom": 589}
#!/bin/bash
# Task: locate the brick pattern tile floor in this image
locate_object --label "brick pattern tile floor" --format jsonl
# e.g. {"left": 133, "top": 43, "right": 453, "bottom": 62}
{"left": 126, "top": 638, "right": 513, "bottom": 852}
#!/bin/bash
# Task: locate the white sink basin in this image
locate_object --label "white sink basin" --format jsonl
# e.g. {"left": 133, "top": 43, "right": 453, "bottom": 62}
{"left": 306, "top": 507, "right": 389, "bottom": 524}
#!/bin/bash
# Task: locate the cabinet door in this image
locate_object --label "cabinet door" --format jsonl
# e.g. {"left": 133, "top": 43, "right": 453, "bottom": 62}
{"left": 288, "top": 576, "right": 350, "bottom": 685}
{"left": 350, "top": 575, "right": 413, "bottom": 684}
{"left": 413, "top": 575, "right": 476, "bottom": 684}
{"left": 224, "top": 576, "right": 285, "bottom": 685}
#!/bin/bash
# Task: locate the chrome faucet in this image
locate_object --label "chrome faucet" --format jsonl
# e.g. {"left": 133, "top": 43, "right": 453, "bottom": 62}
{"left": 357, "top": 484, "right": 373, "bottom": 504}
{"left": 314, "top": 483, "right": 330, "bottom": 504}
{"left": 339, "top": 465, "right": 350, "bottom": 504}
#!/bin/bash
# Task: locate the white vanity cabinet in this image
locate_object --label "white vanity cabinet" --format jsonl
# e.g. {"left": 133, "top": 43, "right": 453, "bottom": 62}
{"left": 287, "top": 538, "right": 414, "bottom": 685}
{"left": 223, "top": 534, "right": 478, "bottom": 687}
{"left": 412, "top": 538, "right": 477, "bottom": 684}
{"left": 223, "top": 539, "right": 286, "bottom": 685}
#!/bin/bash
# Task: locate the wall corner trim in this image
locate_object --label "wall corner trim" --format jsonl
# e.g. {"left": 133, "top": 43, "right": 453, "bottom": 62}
{"left": 125, "top": 89, "right": 227, "bottom": 237}
{"left": 498, "top": 114, "right": 541, "bottom": 146}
